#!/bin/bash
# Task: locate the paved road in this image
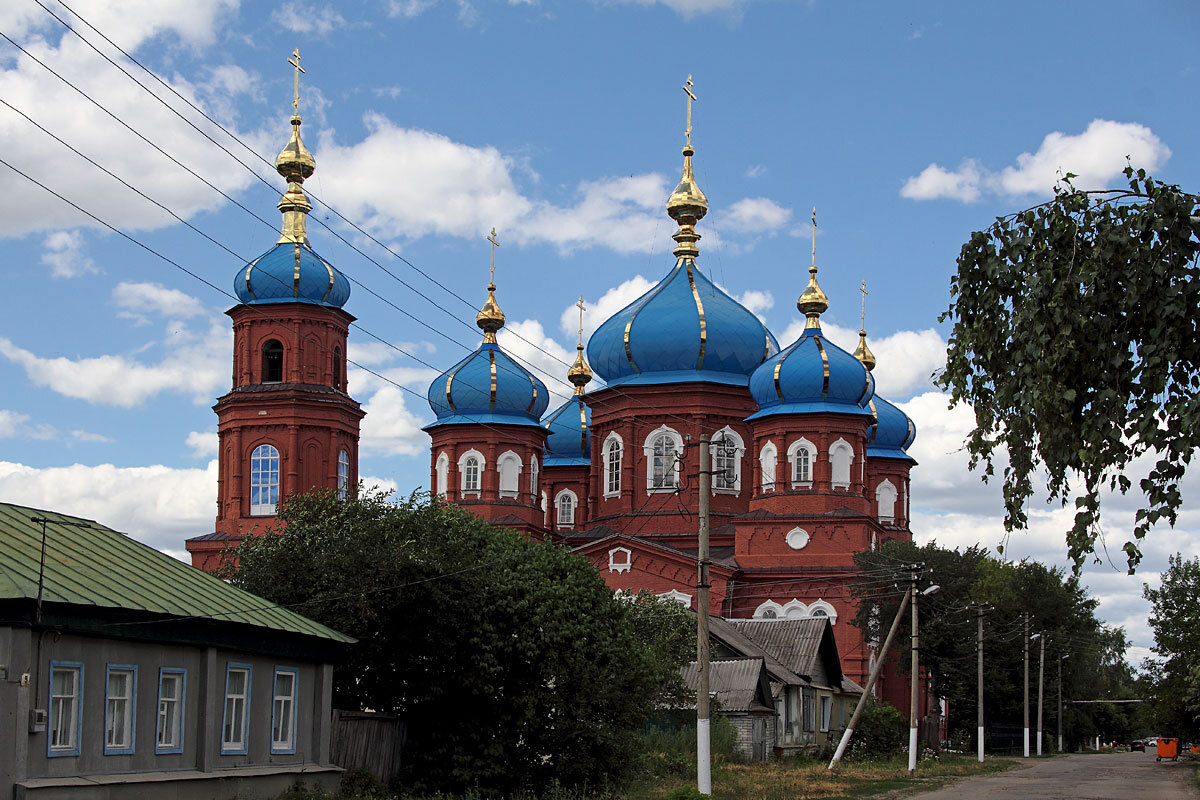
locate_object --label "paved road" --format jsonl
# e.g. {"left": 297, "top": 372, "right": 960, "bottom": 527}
{"left": 910, "top": 751, "right": 1199, "bottom": 799}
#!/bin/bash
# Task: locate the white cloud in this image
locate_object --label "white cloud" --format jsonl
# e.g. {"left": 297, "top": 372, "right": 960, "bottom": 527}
{"left": 0, "top": 0, "right": 237, "bottom": 50}
{"left": 113, "top": 281, "right": 204, "bottom": 324}
{"left": 609, "top": 0, "right": 747, "bottom": 15}
{"left": 901, "top": 120, "right": 1171, "bottom": 202}
{"left": 744, "top": 164, "right": 766, "bottom": 178}
{"left": 186, "top": 430, "right": 219, "bottom": 458}
{"left": 456, "top": 0, "right": 481, "bottom": 26}
{"left": 0, "top": 459, "right": 218, "bottom": 558}
{"left": 387, "top": 0, "right": 438, "bottom": 17}
{"left": 40, "top": 231, "right": 99, "bottom": 278}
{"left": 714, "top": 197, "right": 791, "bottom": 235}
{"left": 560, "top": 275, "right": 656, "bottom": 340}
{"left": 357, "top": 386, "right": 430, "bottom": 457}
{"left": 736, "top": 289, "right": 774, "bottom": 319}
{"left": 270, "top": 2, "right": 346, "bottom": 34}
{"left": 498, "top": 318, "right": 577, "bottom": 399}
{"left": 0, "top": 410, "right": 58, "bottom": 440}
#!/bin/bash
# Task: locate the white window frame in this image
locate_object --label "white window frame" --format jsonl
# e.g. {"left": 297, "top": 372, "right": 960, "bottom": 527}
{"left": 808, "top": 599, "right": 838, "bottom": 624}
{"left": 711, "top": 426, "right": 744, "bottom": 495}
{"left": 337, "top": 449, "right": 350, "bottom": 500}
{"left": 104, "top": 664, "right": 137, "bottom": 755}
{"left": 156, "top": 668, "right": 186, "bottom": 754}
{"left": 497, "top": 450, "right": 523, "bottom": 499}
{"left": 608, "top": 546, "right": 632, "bottom": 573}
{"left": 48, "top": 661, "right": 83, "bottom": 757}
{"left": 555, "top": 488, "right": 577, "bottom": 529}
{"left": 787, "top": 438, "right": 817, "bottom": 488}
{"left": 829, "top": 438, "right": 854, "bottom": 490}
{"left": 658, "top": 589, "right": 692, "bottom": 608}
{"left": 820, "top": 694, "right": 832, "bottom": 732}
{"left": 876, "top": 479, "right": 898, "bottom": 524}
{"left": 643, "top": 425, "right": 684, "bottom": 494}
{"left": 271, "top": 667, "right": 299, "bottom": 755}
{"left": 457, "top": 449, "right": 485, "bottom": 497}
{"left": 221, "top": 663, "right": 252, "bottom": 755}
{"left": 603, "top": 432, "right": 623, "bottom": 498}
{"left": 434, "top": 452, "right": 449, "bottom": 498}
{"left": 250, "top": 443, "right": 281, "bottom": 516}
{"left": 530, "top": 456, "right": 539, "bottom": 499}
{"left": 759, "top": 440, "right": 777, "bottom": 492}
{"left": 753, "top": 600, "right": 784, "bottom": 619}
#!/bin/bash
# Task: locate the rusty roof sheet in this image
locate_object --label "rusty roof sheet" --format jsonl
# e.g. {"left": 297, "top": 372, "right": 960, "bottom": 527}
{"left": 681, "top": 657, "right": 772, "bottom": 712}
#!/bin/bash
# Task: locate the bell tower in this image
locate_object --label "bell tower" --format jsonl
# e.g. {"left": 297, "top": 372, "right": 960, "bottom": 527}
{"left": 187, "top": 50, "right": 364, "bottom": 572}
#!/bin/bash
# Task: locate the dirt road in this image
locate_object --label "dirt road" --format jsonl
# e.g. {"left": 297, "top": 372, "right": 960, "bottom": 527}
{"left": 910, "top": 751, "right": 1198, "bottom": 799}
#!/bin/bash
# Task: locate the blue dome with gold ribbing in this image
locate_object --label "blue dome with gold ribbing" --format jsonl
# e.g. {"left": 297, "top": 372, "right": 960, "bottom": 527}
{"left": 587, "top": 139, "right": 777, "bottom": 388}
{"left": 852, "top": 328, "right": 917, "bottom": 461}
{"left": 544, "top": 323, "right": 594, "bottom": 465}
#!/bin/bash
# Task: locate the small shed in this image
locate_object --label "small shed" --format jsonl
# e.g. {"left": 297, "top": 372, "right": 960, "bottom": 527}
{"left": 681, "top": 657, "right": 775, "bottom": 760}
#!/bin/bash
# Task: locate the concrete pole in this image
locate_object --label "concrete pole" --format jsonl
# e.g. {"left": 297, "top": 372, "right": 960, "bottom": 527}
{"left": 908, "top": 568, "right": 920, "bottom": 772}
{"left": 1023, "top": 613, "right": 1030, "bottom": 758}
{"left": 1057, "top": 654, "right": 1064, "bottom": 753}
{"left": 1036, "top": 635, "right": 1045, "bottom": 756}
{"left": 977, "top": 605, "right": 985, "bottom": 763}
{"left": 696, "top": 434, "right": 712, "bottom": 796}
{"left": 828, "top": 587, "right": 913, "bottom": 770}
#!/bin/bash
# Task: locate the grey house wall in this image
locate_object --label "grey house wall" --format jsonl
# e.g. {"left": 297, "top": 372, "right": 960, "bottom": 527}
{"left": 0, "top": 626, "right": 340, "bottom": 800}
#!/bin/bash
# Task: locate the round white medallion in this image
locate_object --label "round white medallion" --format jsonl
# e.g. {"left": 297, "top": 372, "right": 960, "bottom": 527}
{"left": 785, "top": 527, "right": 810, "bottom": 550}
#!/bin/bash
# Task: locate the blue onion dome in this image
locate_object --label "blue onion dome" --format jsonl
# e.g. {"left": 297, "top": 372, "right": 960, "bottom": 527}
{"left": 587, "top": 140, "right": 778, "bottom": 388}
{"left": 746, "top": 260, "right": 874, "bottom": 420}
{"left": 853, "top": 329, "right": 917, "bottom": 461}
{"left": 425, "top": 252, "right": 550, "bottom": 429}
{"left": 543, "top": 335, "right": 593, "bottom": 465}
{"left": 234, "top": 103, "right": 350, "bottom": 308}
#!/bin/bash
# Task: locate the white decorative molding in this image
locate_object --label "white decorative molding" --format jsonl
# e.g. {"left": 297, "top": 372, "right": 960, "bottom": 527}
{"left": 787, "top": 437, "right": 816, "bottom": 488}
{"left": 554, "top": 488, "right": 578, "bottom": 528}
{"left": 603, "top": 431, "right": 623, "bottom": 498}
{"left": 434, "top": 451, "right": 449, "bottom": 498}
{"left": 753, "top": 600, "right": 784, "bottom": 619}
{"left": 808, "top": 598, "right": 838, "bottom": 624}
{"left": 875, "top": 478, "right": 897, "bottom": 524}
{"left": 659, "top": 589, "right": 692, "bottom": 608}
{"left": 712, "top": 425, "right": 745, "bottom": 495}
{"left": 497, "top": 449, "right": 523, "bottom": 499}
{"left": 829, "top": 438, "right": 853, "bottom": 489}
{"left": 785, "top": 527, "right": 810, "bottom": 550}
{"left": 759, "top": 440, "right": 777, "bottom": 492}
{"left": 608, "top": 546, "right": 632, "bottom": 574}
{"left": 457, "top": 448, "right": 486, "bottom": 497}
{"left": 643, "top": 424, "right": 684, "bottom": 494}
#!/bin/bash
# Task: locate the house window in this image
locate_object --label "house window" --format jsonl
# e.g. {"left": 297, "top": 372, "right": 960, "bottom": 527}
{"left": 332, "top": 346, "right": 343, "bottom": 390}
{"left": 712, "top": 428, "right": 743, "bottom": 493}
{"left": 788, "top": 439, "right": 816, "bottom": 486}
{"left": 608, "top": 547, "right": 632, "bottom": 573}
{"left": 820, "top": 694, "right": 833, "bottom": 732}
{"left": 829, "top": 439, "right": 853, "bottom": 489}
{"left": 530, "top": 456, "right": 539, "bottom": 499}
{"left": 105, "top": 665, "right": 136, "bottom": 755}
{"left": 272, "top": 668, "right": 298, "bottom": 754}
{"left": 761, "top": 608, "right": 778, "bottom": 619}
{"left": 759, "top": 441, "right": 777, "bottom": 492}
{"left": 604, "top": 434, "right": 622, "bottom": 496}
{"left": 250, "top": 444, "right": 280, "bottom": 516}
{"left": 435, "top": 452, "right": 449, "bottom": 497}
{"left": 262, "top": 339, "right": 284, "bottom": 383}
{"left": 802, "top": 686, "right": 816, "bottom": 732}
{"left": 556, "top": 489, "right": 577, "bottom": 529}
{"left": 337, "top": 449, "right": 350, "bottom": 500}
{"left": 876, "top": 479, "right": 898, "bottom": 523}
{"left": 458, "top": 450, "right": 484, "bottom": 496}
{"left": 498, "top": 451, "right": 521, "bottom": 498}
{"left": 48, "top": 661, "right": 82, "bottom": 757}
{"left": 649, "top": 433, "right": 679, "bottom": 490}
{"left": 222, "top": 664, "right": 252, "bottom": 755}
{"left": 156, "top": 668, "right": 186, "bottom": 754}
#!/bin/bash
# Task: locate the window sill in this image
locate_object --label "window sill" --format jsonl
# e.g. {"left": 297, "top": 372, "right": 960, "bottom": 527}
{"left": 790, "top": 482, "right": 813, "bottom": 490}
{"left": 460, "top": 492, "right": 480, "bottom": 499}
{"left": 603, "top": 491, "right": 621, "bottom": 499}
{"left": 499, "top": 492, "right": 517, "bottom": 499}
{"left": 713, "top": 488, "right": 740, "bottom": 496}
{"left": 249, "top": 507, "right": 277, "bottom": 517}
{"left": 646, "top": 487, "right": 677, "bottom": 495}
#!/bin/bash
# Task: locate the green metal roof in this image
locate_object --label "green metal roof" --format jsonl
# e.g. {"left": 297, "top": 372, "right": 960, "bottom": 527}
{"left": 0, "top": 502, "right": 353, "bottom": 644}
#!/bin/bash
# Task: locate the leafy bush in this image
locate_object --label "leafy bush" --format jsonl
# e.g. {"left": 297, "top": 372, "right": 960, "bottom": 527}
{"left": 845, "top": 702, "right": 907, "bottom": 760}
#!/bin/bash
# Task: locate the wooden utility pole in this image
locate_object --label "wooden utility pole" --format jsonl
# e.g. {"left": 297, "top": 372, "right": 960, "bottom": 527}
{"left": 976, "top": 604, "right": 985, "bottom": 763}
{"left": 828, "top": 586, "right": 913, "bottom": 770}
{"left": 696, "top": 433, "right": 712, "bottom": 796}
{"left": 908, "top": 566, "right": 920, "bottom": 772}
{"left": 1023, "top": 612, "right": 1030, "bottom": 758}
{"left": 1037, "top": 634, "right": 1045, "bottom": 755}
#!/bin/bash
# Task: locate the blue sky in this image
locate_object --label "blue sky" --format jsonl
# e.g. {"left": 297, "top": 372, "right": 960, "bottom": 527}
{"left": 1, "top": 0, "right": 1197, "bottom": 661}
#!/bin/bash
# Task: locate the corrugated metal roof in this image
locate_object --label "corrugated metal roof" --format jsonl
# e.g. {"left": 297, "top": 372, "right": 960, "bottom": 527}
{"left": 681, "top": 658, "right": 772, "bottom": 712}
{"left": 0, "top": 502, "right": 352, "bottom": 643}
{"left": 724, "top": 618, "right": 827, "bottom": 677}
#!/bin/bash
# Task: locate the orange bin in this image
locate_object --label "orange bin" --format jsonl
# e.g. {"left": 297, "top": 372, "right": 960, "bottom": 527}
{"left": 1156, "top": 738, "right": 1178, "bottom": 761}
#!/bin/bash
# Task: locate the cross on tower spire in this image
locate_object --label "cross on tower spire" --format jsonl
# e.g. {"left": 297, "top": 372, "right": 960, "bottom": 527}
{"left": 860, "top": 279, "right": 869, "bottom": 329}
{"left": 288, "top": 48, "right": 305, "bottom": 116}
{"left": 576, "top": 296, "right": 586, "bottom": 346}
{"left": 683, "top": 74, "right": 697, "bottom": 147}
{"left": 487, "top": 227, "right": 500, "bottom": 287}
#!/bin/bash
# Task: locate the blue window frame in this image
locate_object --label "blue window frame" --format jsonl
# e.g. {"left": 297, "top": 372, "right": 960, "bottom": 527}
{"left": 104, "top": 664, "right": 137, "bottom": 755}
{"left": 271, "top": 667, "right": 300, "bottom": 755}
{"left": 221, "top": 662, "right": 252, "bottom": 755}
{"left": 48, "top": 660, "right": 83, "bottom": 757}
{"left": 156, "top": 667, "right": 187, "bottom": 755}
{"left": 250, "top": 444, "right": 280, "bottom": 516}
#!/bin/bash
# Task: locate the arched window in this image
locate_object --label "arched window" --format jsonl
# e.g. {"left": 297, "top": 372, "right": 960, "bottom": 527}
{"left": 759, "top": 441, "right": 777, "bottom": 492}
{"left": 811, "top": 608, "right": 828, "bottom": 618}
{"left": 753, "top": 600, "right": 784, "bottom": 619}
{"left": 332, "top": 347, "right": 343, "bottom": 390}
{"left": 457, "top": 450, "right": 485, "bottom": 496}
{"left": 712, "top": 426, "right": 744, "bottom": 493}
{"left": 435, "top": 452, "right": 449, "bottom": 498}
{"left": 787, "top": 439, "right": 816, "bottom": 487}
{"left": 644, "top": 426, "right": 683, "bottom": 492}
{"left": 829, "top": 439, "right": 853, "bottom": 489}
{"left": 875, "top": 479, "right": 898, "bottom": 523}
{"left": 761, "top": 608, "right": 778, "bottom": 619}
{"left": 498, "top": 451, "right": 522, "bottom": 498}
{"left": 337, "top": 449, "right": 350, "bottom": 500}
{"left": 608, "top": 546, "right": 632, "bottom": 573}
{"left": 250, "top": 444, "right": 280, "bottom": 516}
{"left": 261, "top": 340, "right": 284, "bottom": 383}
{"left": 604, "top": 433, "right": 623, "bottom": 497}
{"left": 529, "top": 456, "right": 539, "bottom": 499}
{"left": 555, "top": 489, "right": 577, "bottom": 529}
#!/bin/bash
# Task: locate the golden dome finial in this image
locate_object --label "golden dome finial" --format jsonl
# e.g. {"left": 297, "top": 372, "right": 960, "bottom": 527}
{"left": 567, "top": 295, "right": 593, "bottom": 394}
{"left": 666, "top": 74, "right": 709, "bottom": 259}
{"left": 853, "top": 279, "right": 877, "bottom": 371}
{"left": 275, "top": 48, "right": 316, "bottom": 245}
{"left": 476, "top": 227, "right": 506, "bottom": 343}
{"left": 797, "top": 207, "right": 829, "bottom": 328}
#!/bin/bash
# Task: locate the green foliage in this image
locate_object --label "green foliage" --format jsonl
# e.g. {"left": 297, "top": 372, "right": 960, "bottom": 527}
{"left": 226, "top": 489, "right": 686, "bottom": 795}
{"left": 634, "top": 715, "right": 739, "bottom": 780}
{"left": 938, "top": 167, "right": 1200, "bottom": 572}
{"left": 1141, "top": 554, "right": 1200, "bottom": 739}
{"left": 853, "top": 540, "right": 1137, "bottom": 747}
{"left": 845, "top": 702, "right": 907, "bottom": 760}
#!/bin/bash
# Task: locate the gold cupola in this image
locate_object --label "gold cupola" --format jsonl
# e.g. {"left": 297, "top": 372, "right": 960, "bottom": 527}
{"left": 567, "top": 296, "right": 592, "bottom": 395}
{"left": 476, "top": 228, "right": 506, "bottom": 343}
{"left": 276, "top": 49, "right": 316, "bottom": 245}
{"left": 797, "top": 207, "right": 829, "bottom": 328}
{"left": 666, "top": 75, "right": 709, "bottom": 259}
{"left": 853, "top": 279, "right": 877, "bottom": 371}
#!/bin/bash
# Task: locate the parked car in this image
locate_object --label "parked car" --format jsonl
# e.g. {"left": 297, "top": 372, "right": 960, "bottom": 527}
{"left": 1131, "top": 740, "right": 1145, "bottom": 751}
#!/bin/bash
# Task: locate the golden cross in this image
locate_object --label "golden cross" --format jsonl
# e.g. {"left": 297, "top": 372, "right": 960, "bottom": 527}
{"left": 576, "top": 296, "right": 586, "bottom": 345}
{"left": 860, "top": 279, "right": 869, "bottom": 329}
{"left": 682, "top": 74, "right": 697, "bottom": 147}
{"left": 288, "top": 48, "right": 305, "bottom": 115}
{"left": 811, "top": 207, "right": 817, "bottom": 267}
{"left": 487, "top": 227, "right": 500, "bottom": 286}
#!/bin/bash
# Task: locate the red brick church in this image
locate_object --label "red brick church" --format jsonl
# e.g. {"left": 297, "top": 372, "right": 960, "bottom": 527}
{"left": 187, "top": 79, "right": 919, "bottom": 709}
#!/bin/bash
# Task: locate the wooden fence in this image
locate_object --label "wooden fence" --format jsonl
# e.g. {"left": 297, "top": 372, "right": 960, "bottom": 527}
{"left": 330, "top": 709, "right": 407, "bottom": 785}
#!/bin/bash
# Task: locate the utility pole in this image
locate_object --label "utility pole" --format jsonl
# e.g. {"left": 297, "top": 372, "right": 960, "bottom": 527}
{"left": 975, "top": 604, "right": 986, "bottom": 763}
{"left": 29, "top": 516, "right": 91, "bottom": 625}
{"left": 1036, "top": 633, "right": 1045, "bottom": 756}
{"left": 908, "top": 566, "right": 920, "bottom": 772}
{"left": 696, "top": 433, "right": 712, "bottom": 796}
{"left": 828, "top": 585, "right": 913, "bottom": 770}
{"left": 1023, "top": 612, "right": 1030, "bottom": 758}
{"left": 1058, "top": 653, "right": 1069, "bottom": 752}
